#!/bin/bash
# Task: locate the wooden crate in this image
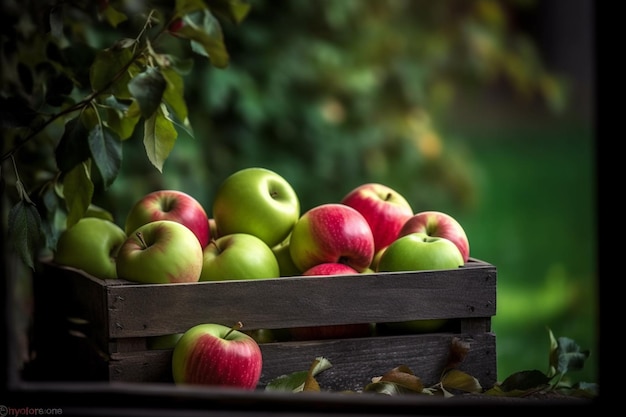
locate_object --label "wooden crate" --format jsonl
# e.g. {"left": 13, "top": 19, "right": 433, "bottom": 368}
{"left": 28, "top": 258, "right": 497, "bottom": 392}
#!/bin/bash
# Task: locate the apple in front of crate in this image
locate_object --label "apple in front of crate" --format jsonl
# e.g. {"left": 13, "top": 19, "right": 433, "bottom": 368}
{"left": 340, "top": 183, "right": 413, "bottom": 252}
{"left": 125, "top": 189, "right": 210, "bottom": 247}
{"left": 289, "top": 262, "right": 371, "bottom": 341}
{"left": 200, "top": 233, "right": 280, "bottom": 281}
{"left": 53, "top": 217, "right": 127, "bottom": 279}
{"left": 289, "top": 203, "right": 375, "bottom": 273}
{"left": 172, "top": 323, "right": 262, "bottom": 389}
{"left": 116, "top": 220, "right": 203, "bottom": 283}
{"left": 212, "top": 167, "right": 300, "bottom": 248}
{"left": 377, "top": 232, "right": 464, "bottom": 272}
{"left": 398, "top": 211, "right": 470, "bottom": 262}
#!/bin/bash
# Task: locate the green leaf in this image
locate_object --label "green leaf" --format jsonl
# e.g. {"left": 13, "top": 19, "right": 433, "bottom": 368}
{"left": 88, "top": 124, "right": 122, "bottom": 189}
{"left": 100, "top": 3, "right": 128, "bottom": 28}
{"left": 104, "top": 101, "right": 140, "bottom": 140}
{"left": 206, "top": 0, "right": 251, "bottom": 24}
{"left": 143, "top": 106, "right": 178, "bottom": 172}
{"left": 177, "top": 9, "right": 229, "bottom": 68}
{"left": 8, "top": 200, "right": 43, "bottom": 270}
{"left": 128, "top": 67, "right": 167, "bottom": 119}
{"left": 55, "top": 117, "right": 91, "bottom": 173}
{"left": 63, "top": 161, "right": 94, "bottom": 228}
{"left": 555, "top": 336, "right": 590, "bottom": 375}
{"left": 89, "top": 46, "right": 134, "bottom": 99}
{"left": 161, "top": 67, "right": 189, "bottom": 124}
{"left": 175, "top": 0, "right": 208, "bottom": 18}
{"left": 84, "top": 205, "right": 115, "bottom": 222}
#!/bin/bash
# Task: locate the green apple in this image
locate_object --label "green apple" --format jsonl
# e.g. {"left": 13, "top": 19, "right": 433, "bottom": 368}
{"left": 377, "top": 232, "right": 463, "bottom": 272}
{"left": 200, "top": 233, "right": 280, "bottom": 281}
{"left": 53, "top": 217, "right": 127, "bottom": 279}
{"left": 116, "top": 220, "right": 204, "bottom": 284}
{"left": 172, "top": 323, "right": 263, "bottom": 389}
{"left": 212, "top": 167, "right": 300, "bottom": 248}
{"left": 272, "top": 237, "right": 302, "bottom": 277}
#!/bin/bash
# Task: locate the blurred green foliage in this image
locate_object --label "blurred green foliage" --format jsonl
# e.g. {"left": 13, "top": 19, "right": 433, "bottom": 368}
{"left": 1, "top": 0, "right": 595, "bottom": 386}
{"left": 105, "top": 0, "right": 570, "bottom": 217}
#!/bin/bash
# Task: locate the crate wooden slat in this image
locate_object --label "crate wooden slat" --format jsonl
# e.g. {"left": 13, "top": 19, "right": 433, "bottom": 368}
{"left": 30, "top": 257, "right": 497, "bottom": 391}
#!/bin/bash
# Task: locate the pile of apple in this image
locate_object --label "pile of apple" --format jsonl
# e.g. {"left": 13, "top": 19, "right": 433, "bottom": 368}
{"left": 52, "top": 166, "right": 471, "bottom": 390}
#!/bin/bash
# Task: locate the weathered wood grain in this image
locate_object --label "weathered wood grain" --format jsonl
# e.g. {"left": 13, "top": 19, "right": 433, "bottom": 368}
{"left": 33, "top": 258, "right": 497, "bottom": 388}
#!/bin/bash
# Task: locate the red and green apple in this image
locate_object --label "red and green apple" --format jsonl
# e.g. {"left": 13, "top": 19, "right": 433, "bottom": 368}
{"left": 398, "top": 211, "right": 470, "bottom": 263}
{"left": 116, "top": 220, "right": 204, "bottom": 284}
{"left": 172, "top": 323, "right": 262, "bottom": 390}
{"left": 289, "top": 203, "right": 375, "bottom": 273}
{"left": 125, "top": 189, "right": 211, "bottom": 248}
{"left": 340, "top": 183, "right": 413, "bottom": 253}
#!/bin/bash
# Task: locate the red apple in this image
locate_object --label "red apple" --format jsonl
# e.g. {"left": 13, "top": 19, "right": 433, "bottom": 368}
{"left": 301, "top": 262, "right": 359, "bottom": 276}
{"left": 340, "top": 183, "right": 413, "bottom": 252}
{"left": 289, "top": 262, "right": 371, "bottom": 341}
{"left": 172, "top": 323, "right": 262, "bottom": 390}
{"left": 289, "top": 203, "right": 375, "bottom": 273}
{"left": 397, "top": 211, "right": 470, "bottom": 262}
{"left": 125, "top": 190, "right": 211, "bottom": 248}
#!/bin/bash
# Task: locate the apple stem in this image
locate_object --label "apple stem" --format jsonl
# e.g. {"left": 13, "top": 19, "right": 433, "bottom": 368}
{"left": 385, "top": 192, "right": 393, "bottom": 201}
{"left": 209, "top": 239, "right": 221, "bottom": 254}
{"left": 136, "top": 232, "right": 148, "bottom": 249}
{"left": 224, "top": 321, "right": 244, "bottom": 338}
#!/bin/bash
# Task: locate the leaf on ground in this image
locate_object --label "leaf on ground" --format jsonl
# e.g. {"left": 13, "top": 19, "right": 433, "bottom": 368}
{"left": 498, "top": 369, "right": 551, "bottom": 392}
{"left": 440, "top": 369, "right": 482, "bottom": 394}
{"left": 364, "top": 365, "right": 426, "bottom": 395}
{"left": 265, "top": 357, "right": 332, "bottom": 393}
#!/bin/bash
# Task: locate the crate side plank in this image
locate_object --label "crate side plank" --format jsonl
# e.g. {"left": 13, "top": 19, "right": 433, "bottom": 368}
{"left": 259, "top": 333, "right": 497, "bottom": 391}
{"left": 35, "top": 262, "right": 111, "bottom": 349}
{"left": 106, "top": 333, "right": 496, "bottom": 392}
{"left": 106, "top": 266, "right": 496, "bottom": 338}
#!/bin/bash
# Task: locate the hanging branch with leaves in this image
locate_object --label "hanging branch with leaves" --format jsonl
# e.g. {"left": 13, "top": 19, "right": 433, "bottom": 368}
{"left": 1, "top": 0, "right": 250, "bottom": 269}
